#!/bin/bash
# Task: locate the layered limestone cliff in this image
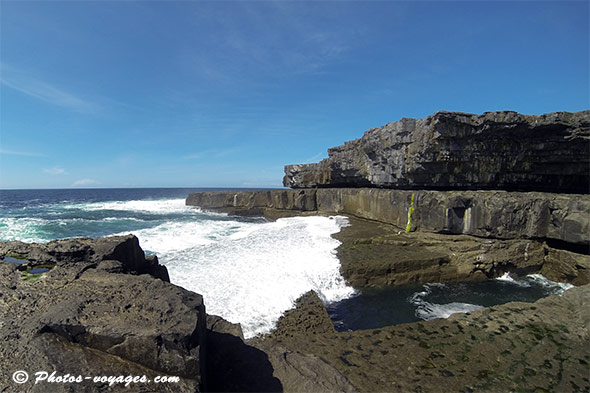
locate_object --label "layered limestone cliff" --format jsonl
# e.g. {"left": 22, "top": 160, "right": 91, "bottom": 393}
{"left": 284, "top": 110, "right": 590, "bottom": 193}
{"left": 186, "top": 189, "right": 590, "bottom": 287}
{"left": 186, "top": 188, "right": 590, "bottom": 247}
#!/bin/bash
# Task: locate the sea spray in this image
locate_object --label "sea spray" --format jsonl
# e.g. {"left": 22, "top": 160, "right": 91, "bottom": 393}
{"left": 0, "top": 190, "right": 356, "bottom": 338}
{"left": 141, "top": 215, "right": 355, "bottom": 338}
{"left": 1, "top": 189, "right": 577, "bottom": 338}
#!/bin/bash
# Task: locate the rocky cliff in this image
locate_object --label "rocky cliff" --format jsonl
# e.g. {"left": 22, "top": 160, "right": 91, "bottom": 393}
{"left": 186, "top": 188, "right": 590, "bottom": 247}
{"left": 284, "top": 110, "right": 590, "bottom": 193}
{"left": 186, "top": 190, "right": 590, "bottom": 287}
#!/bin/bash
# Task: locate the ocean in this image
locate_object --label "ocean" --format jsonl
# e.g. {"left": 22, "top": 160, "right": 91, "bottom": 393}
{"left": 0, "top": 188, "right": 573, "bottom": 338}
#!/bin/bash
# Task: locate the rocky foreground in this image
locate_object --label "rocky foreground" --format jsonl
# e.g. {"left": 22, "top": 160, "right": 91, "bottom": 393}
{"left": 1, "top": 235, "right": 588, "bottom": 393}
{"left": 254, "top": 288, "right": 590, "bottom": 393}
{"left": 0, "top": 236, "right": 207, "bottom": 393}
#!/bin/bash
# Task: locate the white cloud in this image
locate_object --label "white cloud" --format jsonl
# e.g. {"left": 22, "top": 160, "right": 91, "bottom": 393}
{"left": 0, "top": 148, "right": 47, "bottom": 157}
{"left": 43, "top": 166, "right": 67, "bottom": 175}
{"left": 0, "top": 64, "right": 98, "bottom": 113}
{"left": 71, "top": 178, "right": 100, "bottom": 187}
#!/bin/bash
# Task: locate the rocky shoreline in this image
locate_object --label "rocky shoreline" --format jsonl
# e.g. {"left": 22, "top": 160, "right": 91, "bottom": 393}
{"left": 188, "top": 109, "right": 589, "bottom": 391}
{"left": 2, "top": 110, "right": 589, "bottom": 392}
{"left": 2, "top": 232, "right": 588, "bottom": 392}
{"left": 186, "top": 189, "right": 590, "bottom": 288}
{"left": 254, "top": 285, "right": 590, "bottom": 393}
{"left": 186, "top": 188, "right": 590, "bottom": 248}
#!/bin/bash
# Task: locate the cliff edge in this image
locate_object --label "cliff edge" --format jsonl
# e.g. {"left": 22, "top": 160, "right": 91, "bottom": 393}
{"left": 284, "top": 110, "right": 590, "bottom": 193}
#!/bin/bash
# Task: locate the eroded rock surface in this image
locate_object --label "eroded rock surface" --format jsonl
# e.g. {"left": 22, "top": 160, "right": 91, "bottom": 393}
{"left": 250, "top": 291, "right": 357, "bottom": 393}
{"left": 284, "top": 110, "right": 590, "bottom": 193}
{"left": 333, "top": 216, "right": 590, "bottom": 287}
{"left": 254, "top": 286, "right": 590, "bottom": 393}
{"left": 0, "top": 235, "right": 204, "bottom": 393}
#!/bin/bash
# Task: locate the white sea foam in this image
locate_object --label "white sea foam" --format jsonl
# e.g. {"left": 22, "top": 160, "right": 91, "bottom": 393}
{"left": 130, "top": 215, "right": 355, "bottom": 338}
{"left": 496, "top": 272, "right": 573, "bottom": 294}
{"left": 0, "top": 217, "right": 49, "bottom": 243}
{"left": 131, "top": 218, "right": 252, "bottom": 252}
{"left": 410, "top": 283, "right": 483, "bottom": 321}
{"left": 495, "top": 272, "right": 531, "bottom": 287}
{"left": 4, "top": 197, "right": 354, "bottom": 338}
{"left": 496, "top": 272, "right": 515, "bottom": 282}
{"left": 525, "top": 274, "right": 574, "bottom": 295}
{"left": 414, "top": 301, "right": 484, "bottom": 320}
{"left": 63, "top": 198, "right": 198, "bottom": 214}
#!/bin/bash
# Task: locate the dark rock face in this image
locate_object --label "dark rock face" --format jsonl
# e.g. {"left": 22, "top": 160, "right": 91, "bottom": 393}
{"left": 0, "top": 236, "right": 204, "bottom": 393}
{"left": 284, "top": 110, "right": 590, "bottom": 193}
{"left": 540, "top": 248, "right": 590, "bottom": 286}
{"left": 269, "top": 291, "right": 335, "bottom": 339}
{"left": 186, "top": 188, "right": 590, "bottom": 247}
{"left": 251, "top": 291, "right": 358, "bottom": 393}
{"left": 204, "top": 328, "right": 282, "bottom": 392}
{"left": 0, "top": 235, "right": 170, "bottom": 281}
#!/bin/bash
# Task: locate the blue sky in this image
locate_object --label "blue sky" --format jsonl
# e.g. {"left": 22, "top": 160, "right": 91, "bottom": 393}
{"left": 1, "top": 1, "right": 588, "bottom": 189}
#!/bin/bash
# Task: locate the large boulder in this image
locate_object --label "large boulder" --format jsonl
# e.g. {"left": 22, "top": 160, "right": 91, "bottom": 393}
{"left": 269, "top": 291, "right": 336, "bottom": 339}
{"left": 284, "top": 110, "right": 590, "bottom": 193}
{"left": 0, "top": 236, "right": 204, "bottom": 393}
{"left": 0, "top": 235, "right": 169, "bottom": 281}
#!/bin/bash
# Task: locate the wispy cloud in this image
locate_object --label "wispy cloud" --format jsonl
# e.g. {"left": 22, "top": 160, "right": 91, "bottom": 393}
{"left": 43, "top": 166, "right": 67, "bottom": 175}
{"left": 182, "top": 147, "right": 243, "bottom": 160}
{"left": 0, "top": 148, "right": 47, "bottom": 157}
{"left": 183, "top": 2, "right": 359, "bottom": 85}
{"left": 302, "top": 152, "right": 327, "bottom": 164}
{"left": 72, "top": 178, "right": 99, "bottom": 187}
{"left": 1, "top": 64, "right": 98, "bottom": 113}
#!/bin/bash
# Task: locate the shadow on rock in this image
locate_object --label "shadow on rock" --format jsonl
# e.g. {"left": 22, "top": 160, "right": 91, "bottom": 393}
{"left": 205, "top": 331, "right": 282, "bottom": 392}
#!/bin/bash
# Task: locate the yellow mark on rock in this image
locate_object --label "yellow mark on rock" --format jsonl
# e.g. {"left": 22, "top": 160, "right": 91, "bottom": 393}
{"left": 405, "top": 193, "right": 415, "bottom": 233}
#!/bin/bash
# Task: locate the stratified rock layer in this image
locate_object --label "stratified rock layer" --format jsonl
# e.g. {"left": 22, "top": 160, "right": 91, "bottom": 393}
{"left": 186, "top": 188, "right": 590, "bottom": 247}
{"left": 284, "top": 110, "right": 590, "bottom": 193}
{"left": 333, "top": 216, "right": 590, "bottom": 287}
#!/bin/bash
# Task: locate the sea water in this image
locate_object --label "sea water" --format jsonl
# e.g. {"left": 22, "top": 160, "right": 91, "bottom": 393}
{"left": 327, "top": 273, "right": 573, "bottom": 331}
{"left": 0, "top": 188, "right": 573, "bottom": 338}
{"left": 0, "top": 188, "right": 354, "bottom": 338}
